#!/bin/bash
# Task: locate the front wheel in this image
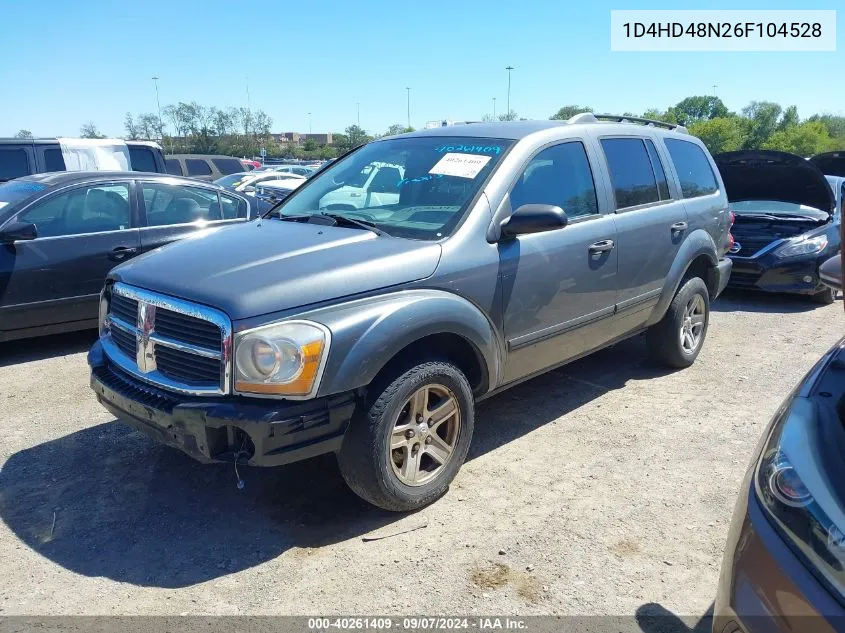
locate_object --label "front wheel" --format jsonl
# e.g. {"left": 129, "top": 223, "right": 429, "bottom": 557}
{"left": 647, "top": 277, "right": 710, "bottom": 369}
{"left": 337, "top": 360, "right": 474, "bottom": 511}
{"left": 811, "top": 287, "right": 836, "bottom": 305}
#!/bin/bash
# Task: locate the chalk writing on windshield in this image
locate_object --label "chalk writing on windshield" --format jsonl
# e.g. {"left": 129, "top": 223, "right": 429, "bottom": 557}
{"left": 397, "top": 174, "right": 445, "bottom": 187}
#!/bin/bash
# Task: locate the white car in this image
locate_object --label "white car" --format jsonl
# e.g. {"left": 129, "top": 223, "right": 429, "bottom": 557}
{"left": 214, "top": 171, "right": 306, "bottom": 194}
{"left": 318, "top": 162, "right": 404, "bottom": 211}
{"left": 255, "top": 164, "right": 316, "bottom": 177}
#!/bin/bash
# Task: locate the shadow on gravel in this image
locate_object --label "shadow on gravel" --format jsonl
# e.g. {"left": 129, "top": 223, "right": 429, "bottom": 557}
{"left": 713, "top": 288, "right": 834, "bottom": 314}
{"left": 0, "top": 335, "right": 670, "bottom": 588}
{"left": 0, "top": 329, "right": 97, "bottom": 367}
{"left": 636, "top": 602, "right": 713, "bottom": 633}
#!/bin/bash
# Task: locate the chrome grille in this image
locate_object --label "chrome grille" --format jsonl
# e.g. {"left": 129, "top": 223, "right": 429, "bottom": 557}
{"left": 100, "top": 282, "right": 232, "bottom": 396}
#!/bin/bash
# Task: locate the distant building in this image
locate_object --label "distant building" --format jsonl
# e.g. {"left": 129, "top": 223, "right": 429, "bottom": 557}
{"left": 275, "top": 132, "right": 334, "bottom": 146}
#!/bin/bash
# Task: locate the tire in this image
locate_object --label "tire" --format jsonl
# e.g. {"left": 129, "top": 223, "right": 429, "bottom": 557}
{"left": 811, "top": 287, "right": 836, "bottom": 305}
{"left": 647, "top": 277, "right": 710, "bottom": 369}
{"left": 337, "top": 360, "right": 474, "bottom": 511}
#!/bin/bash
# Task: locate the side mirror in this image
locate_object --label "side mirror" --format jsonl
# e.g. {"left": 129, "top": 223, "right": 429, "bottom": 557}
{"left": 0, "top": 221, "right": 37, "bottom": 244}
{"left": 500, "top": 204, "right": 568, "bottom": 240}
{"left": 819, "top": 254, "right": 842, "bottom": 292}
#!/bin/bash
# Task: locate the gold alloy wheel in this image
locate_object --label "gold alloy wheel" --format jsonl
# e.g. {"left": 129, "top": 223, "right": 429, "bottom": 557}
{"left": 389, "top": 384, "right": 461, "bottom": 486}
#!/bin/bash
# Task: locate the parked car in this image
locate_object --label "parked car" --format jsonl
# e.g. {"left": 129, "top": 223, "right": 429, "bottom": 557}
{"left": 318, "top": 161, "right": 403, "bottom": 210}
{"left": 252, "top": 178, "right": 307, "bottom": 213}
{"left": 240, "top": 159, "right": 261, "bottom": 171}
{"left": 716, "top": 150, "right": 841, "bottom": 304}
{"left": 0, "top": 172, "right": 252, "bottom": 342}
{"left": 810, "top": 150, "right": 845, "bottom": 178}
{"left": 214, "top": 171, "right": 306, "bottom": 195}
{"left": 0, "top": 138, "right": 166, "bottom": 182}
{"left": 89, "top": 115, "right": 733, "bottom": 510}
{"left": 714, "top": 259, "right": 844, "bottom": 632}
{"left": 255, "top": 164, "right": 316, "bottom": 177}
{"left": 164, "top": 154, "right": 247, "bottom": 181}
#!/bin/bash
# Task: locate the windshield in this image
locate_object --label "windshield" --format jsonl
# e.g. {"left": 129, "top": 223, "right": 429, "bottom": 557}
{"left": 0, "top": 180, "right": 47, "bottom": 211}
{"left": 278, "top": 136, "right": 513, "bottom": 239}
{"left": 214, "top": 173, "right": 250, "bottom": 188}
{"left": 730, "top": 200, "right": 829, "bottom": 219}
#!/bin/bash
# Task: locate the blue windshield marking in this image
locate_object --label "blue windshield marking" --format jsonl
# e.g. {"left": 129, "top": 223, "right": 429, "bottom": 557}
{"left": 397, "top": 174, "right": 444, "bottom": 187}
{"left": 434, "top": 144, "right": 502, "bottom": 155}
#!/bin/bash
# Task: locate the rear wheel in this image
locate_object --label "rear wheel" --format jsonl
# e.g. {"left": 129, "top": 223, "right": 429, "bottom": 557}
{"left": 647, "top": 277, "right": 710, "bottom": 369}
{"left": 337, "top": 360, "right": 474, "bottom": 511}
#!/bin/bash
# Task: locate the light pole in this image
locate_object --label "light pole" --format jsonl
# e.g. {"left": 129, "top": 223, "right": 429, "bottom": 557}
{"left": 357, "top": 102, "right": 360, "bottom": 127}
{"left": 505, "top": 66, "right": 514, "bottom": 118}
{"left": 405, "top": 87, "right": 411, "bottom": 129}
{"left": 492, "top": 97, "right": 496, "bottom": 120}
{"left": 308, "top": 112, "right": 312, "bottom": 135}
{"left": 151, "top": 76, "right": 164, "bottom": 141}
{"left": 712, "top": 84, "right": 718, "bottom": 97}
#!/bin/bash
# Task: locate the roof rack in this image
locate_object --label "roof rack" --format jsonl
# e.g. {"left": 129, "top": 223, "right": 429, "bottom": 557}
{"left": 567, "top": 112, "right": 688, "bottom": 134}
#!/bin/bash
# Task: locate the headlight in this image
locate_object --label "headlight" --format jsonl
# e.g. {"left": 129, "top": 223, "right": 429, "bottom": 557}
{"left": 755, "top": 396, "right": 845, "bottom": 602}
{"left": 233, "top": 320, "right": 330, "bottom": 398}
{"left": 774, "top": 234, "right": 828, "bottom": 259}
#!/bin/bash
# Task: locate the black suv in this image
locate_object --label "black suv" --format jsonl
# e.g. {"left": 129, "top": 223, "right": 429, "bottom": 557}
{"left": 0, "top": 138, "right": 166, "bottom": 182}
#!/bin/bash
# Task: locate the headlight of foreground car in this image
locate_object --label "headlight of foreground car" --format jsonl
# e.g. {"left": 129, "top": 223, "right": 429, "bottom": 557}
{"left": 234, "top": 320, "right": 330, "bottom": 398}
{"left": 774, "top": 234, "right": 828, "bottom": 259}
{"left": 755, "top": 397, "right": 845, "bottom": 602}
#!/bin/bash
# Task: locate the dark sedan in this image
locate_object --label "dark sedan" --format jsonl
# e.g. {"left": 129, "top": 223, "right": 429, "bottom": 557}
{"left": 0, "top": 172, "right": 252, "bottom": 342}
{"left": 716, "top": 150, "right": 841, "bottom": 304}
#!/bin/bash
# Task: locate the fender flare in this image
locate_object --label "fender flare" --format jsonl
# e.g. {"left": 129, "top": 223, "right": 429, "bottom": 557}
{"left": 646, "top": 230, "right": 718, "bottom": 327}
{"left": 300, "top": 290, "right": 503, "bottom": 398}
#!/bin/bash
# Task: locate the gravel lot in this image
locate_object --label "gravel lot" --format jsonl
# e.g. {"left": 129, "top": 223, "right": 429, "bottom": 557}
{"left": 0, "top": 290, "right": 841, "bottom": 622}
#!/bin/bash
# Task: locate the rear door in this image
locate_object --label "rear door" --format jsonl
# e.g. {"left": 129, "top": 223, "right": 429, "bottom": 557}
{"left": 138, "top": 180, "right": 250, "bottom": 253}
{"left": 595, "top": 134, "right": 688, "bottom": 331}
{"left": 0, "top": 180, "right": 140, "bottom": 332}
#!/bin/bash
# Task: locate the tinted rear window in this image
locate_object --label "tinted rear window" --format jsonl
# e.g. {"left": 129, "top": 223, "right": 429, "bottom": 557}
{"left": 185, "top": 159, "right": 212, "bottom": 176}
{"left": 165, "top": 158, "right": 183, "bottom": 175}
{"left": 0, "top": 149, "right": 32, "bottom": 181}
{"left": 128, "top": 146, "right": 158, "bottom": 172}
{"left": 600, "top": 138, "right": 660, "bottom": 209}
{"left": 665, "top": 139, "right": 719, "bottom": 198}
{"left": 211, "top": 158, "right": 245, "bottom": 174}
{"left": 44, "top": 148, "right": 66, "bottom": 172}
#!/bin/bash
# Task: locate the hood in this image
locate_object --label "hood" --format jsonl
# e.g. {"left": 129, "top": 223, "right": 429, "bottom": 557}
{"left": 810, "top": 151, "right": 845, "bottom": 178}
{"left": 110, "top": 220, "right": 442, "bottom": 320}
{"left": 714, "top": 150, "right": 835, "bottom": 214}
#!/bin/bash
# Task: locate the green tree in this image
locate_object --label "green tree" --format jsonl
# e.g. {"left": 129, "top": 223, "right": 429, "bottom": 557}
{"left": 14, "top": 129, "right": 33, "bottom": 139}
{"left": 79, "top": 122, "right": 105, "bottom": 139}
{"left": 124, "top": 113, "right": 140, "bottom": 140}
{"left": 688, "top": 117, "right": 747, "bottom": 154}
{"left": 808, "top": 114, "right": 845, "bottom": 144}
{"left": 550, "top": 105, "right": 593, "bottom": 120}
{"left": 498, "top": 110, "right": 518, "bottom": 121}
{"left": 762, "top": 121, "right": 835, "bottom": 156}
{"left": 344, "top": 124, "right": 370, "bottom": 147}
{"left": 384, "top": 123, "right": 412, "bottom": 136}
{"left": 741, "top": 101, "right": 782, "bottom": 149}
{"left": 641, "top": 108, "right": 678, "bottom": 124}
{"left": 779, "top": 105, "right": 800, "bottom": 131}
{"left": 302, "top": 138, "right": 318, "bottom": 152}
{"left": 670, "top": 96, "right": 729, "bottom": 126}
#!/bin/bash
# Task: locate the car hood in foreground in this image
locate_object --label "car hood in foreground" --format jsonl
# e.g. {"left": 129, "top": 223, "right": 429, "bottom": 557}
{"left": 109, "top": 220, "right": 442, "bottom": 320}
{"left": 714, "top": 150, "right": 836, "bottom": 214}
{"left": 810, "top": 151, "right": 845, "bottom": 178}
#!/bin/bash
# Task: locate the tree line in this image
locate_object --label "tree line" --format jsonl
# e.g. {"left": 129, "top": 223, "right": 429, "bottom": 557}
{"left": 14, "top": 96, "right": 842, "bottom": 161}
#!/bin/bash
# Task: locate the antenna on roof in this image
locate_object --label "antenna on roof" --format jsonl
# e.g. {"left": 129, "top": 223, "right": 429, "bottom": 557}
{"left": 567, "top": 113, "right": 598, "bottom": 125}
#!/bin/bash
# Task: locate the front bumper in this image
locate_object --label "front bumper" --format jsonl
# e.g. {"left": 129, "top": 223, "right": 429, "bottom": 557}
{"left": 88, "top": 341, "right": 356, "bottom": 467}
{"left": 727, "top": 252, "right": 833, "bottom": 296}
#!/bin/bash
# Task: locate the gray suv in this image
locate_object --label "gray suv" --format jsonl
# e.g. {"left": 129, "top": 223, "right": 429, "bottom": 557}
{"left": 88, "top": 114, "right": 733, "bottom": 510}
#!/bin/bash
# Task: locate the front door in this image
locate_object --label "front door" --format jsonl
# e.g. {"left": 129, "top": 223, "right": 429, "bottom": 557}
{"left": 0, "top": 181, "right": 140, "bottom": 333}
{"left": 500, "top": 140, "right": 618, "bottom": 383}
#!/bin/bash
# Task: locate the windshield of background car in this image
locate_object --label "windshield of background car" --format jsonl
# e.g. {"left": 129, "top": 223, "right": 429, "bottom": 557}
{"left": 278, "top": 136, "right": 513, "bottom": 239}
{"left": 730, "top": 200, "right": 830, "bottom": 219}
{"left": 215, "top": 173, "right": 249, "bottom": 188}
{"left": 0, "top": 180, "right": 47, "bottom": 211}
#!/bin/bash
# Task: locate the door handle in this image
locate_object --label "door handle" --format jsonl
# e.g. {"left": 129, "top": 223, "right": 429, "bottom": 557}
{"left": 671, "top": 221, "right": 688, "bottom": 232}
{"left": 588, "top": 239, "right": 615, "bottom": 254}
{"left": 109, "top": 246, "right": 138, "bottom": 261}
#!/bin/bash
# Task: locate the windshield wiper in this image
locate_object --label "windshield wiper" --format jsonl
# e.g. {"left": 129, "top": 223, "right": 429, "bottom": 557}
{"left": 319, "top": 212, "right": 386, "bottom": 236}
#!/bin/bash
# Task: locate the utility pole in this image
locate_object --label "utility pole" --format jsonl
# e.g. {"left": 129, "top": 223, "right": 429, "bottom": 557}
{"left": 712, "top": 84, "right": 718, "bottom": 97}
{"left": 505, "top": 66, "right": 514, "bottom": 118}
{"left": 151, "top": 76, "right": 164, "bottom": 140}
{"left": 492, "top": 97, "right": 496, "bottom": 120}
{"left": 406, "top": 87, "right": 411, "bottom": 129}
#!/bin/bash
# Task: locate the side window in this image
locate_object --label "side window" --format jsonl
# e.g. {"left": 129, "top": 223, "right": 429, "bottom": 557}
{"left": 185, "top": 159, "right": 212, "bottom": 176}
{"left": 0, "top": 149, "right": 32, "bottom": 180}
{"left": 211, "top": 158, "right": 244, "bottom": 175}
{"left": 19, "top": 183, "right": 132, "bottom": 238}
{"left": 141, "top": 182, "right": 221, "bottom": 226}
{"left": 44, "top": 149, "right": 66, "bottom": 172}
{"left": 128, "top": 147, "right": 157, "bottom": 172}
{"left": 509, "top": 142, "right": 598, "bottom": 218}
{"left": 165, "top": 158, "right": 183, "bottom": 175}
{"left": 644, "top": 139, "right": 670, "bottom": 200}
{"left": 219, "top": 192, "right": 249, "bottom": 219}
{"left": 600, "top": 138, "right": 660, "bottom": 209}
{"left": 664, "top": 139, "right": 719, "bottom": 198}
